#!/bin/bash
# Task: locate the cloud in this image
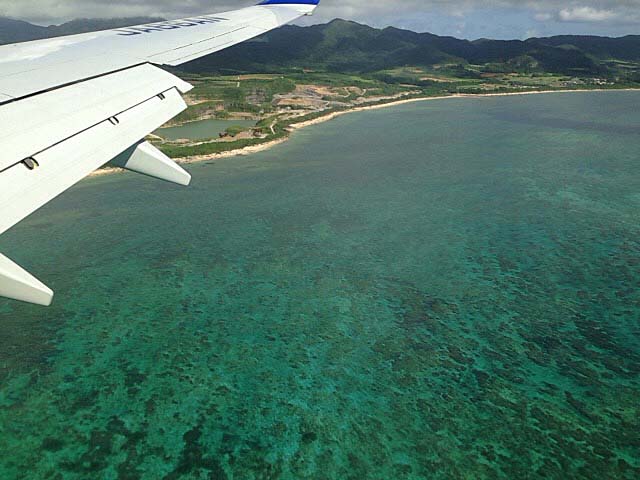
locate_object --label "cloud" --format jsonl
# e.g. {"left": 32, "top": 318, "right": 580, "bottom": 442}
{"left": 558, "top": 6, "right": 618, "bottom": 22}
{"left": 525, "top": 28, "right": 540, "bottom": 38}
{"left": 0, "top": 0, "right": 639, "bottom": 37}
{"left": 0, "top": 0, "right": 633, "bottom": 23}
{"left": 534, "top": 12, "right": 553, "bottom": 21}
{"left": 532, "top": 3, "right": 640, "bottom": 26}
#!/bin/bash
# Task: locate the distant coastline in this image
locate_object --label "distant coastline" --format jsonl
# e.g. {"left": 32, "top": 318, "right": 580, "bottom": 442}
{"left": 287, "top": 88, "right": 640, "bottom": 130}
{"left": 90, "top": 88, "right": 640, "bottom": 178}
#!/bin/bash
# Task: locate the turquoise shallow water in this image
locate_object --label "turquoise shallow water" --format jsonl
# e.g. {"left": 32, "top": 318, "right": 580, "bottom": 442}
{"left": 1, "top": 91, "right": 639, "bottom": 479}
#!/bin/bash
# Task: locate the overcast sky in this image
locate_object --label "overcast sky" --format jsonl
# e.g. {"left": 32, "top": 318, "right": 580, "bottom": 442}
{"left": 1, "top": 0, "right": 639, "bottom": 39}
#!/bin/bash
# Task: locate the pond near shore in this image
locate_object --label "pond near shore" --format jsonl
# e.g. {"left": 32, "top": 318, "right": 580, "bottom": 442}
{"left": 155, "top": 118, "right": 257, "bottom": 141}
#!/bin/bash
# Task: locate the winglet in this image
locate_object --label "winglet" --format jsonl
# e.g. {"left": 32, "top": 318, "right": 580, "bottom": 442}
{"left": 259, "top": 0, "right": 319, "bottom": 4}
{"left": 259, "top": 0, "right": 319, "bottom": 16}
{"left": 112, "top": 141, "right": 191, "bottom": 186}
{"left": 0, "top": 254, "right": 54, "bottom": 306}
{"left": 259, "top": 0, "right": 319, "bottom": 11}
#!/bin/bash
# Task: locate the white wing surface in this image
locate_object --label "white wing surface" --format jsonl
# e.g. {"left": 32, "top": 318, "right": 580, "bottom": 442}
{"left": 0, "top": 0, "right": 319, "bottom": 306}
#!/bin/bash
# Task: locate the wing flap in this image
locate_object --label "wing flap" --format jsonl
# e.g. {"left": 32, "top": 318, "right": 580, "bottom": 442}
{"left": 0, "top": 87, "right": 187, "bottom": 236}
{"left": 0, "top": 64, "right": 191, "bottom": 174}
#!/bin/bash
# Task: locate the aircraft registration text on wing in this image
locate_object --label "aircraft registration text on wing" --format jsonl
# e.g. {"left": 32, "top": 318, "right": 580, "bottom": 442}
{"left": 0, "top": 0, "right": 320, "bottom": 306}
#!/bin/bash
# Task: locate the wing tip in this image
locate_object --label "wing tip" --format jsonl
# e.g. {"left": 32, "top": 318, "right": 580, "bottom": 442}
{"left": 259, "top": 0, "right": 320, "bottom": 5}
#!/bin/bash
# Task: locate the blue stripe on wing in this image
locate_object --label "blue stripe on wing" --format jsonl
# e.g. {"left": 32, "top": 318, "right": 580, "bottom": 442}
{"left": 259, "top": 0, "right": 319, "bottom": 5}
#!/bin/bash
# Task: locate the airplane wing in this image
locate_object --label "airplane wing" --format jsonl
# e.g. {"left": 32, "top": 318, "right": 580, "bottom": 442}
{"left": 0, "top": 0, "right": 319, "bottom": 306}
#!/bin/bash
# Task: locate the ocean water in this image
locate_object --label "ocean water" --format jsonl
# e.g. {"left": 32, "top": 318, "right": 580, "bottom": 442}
{"left": 0, "top": 91, "right": 639, "bottom": 479}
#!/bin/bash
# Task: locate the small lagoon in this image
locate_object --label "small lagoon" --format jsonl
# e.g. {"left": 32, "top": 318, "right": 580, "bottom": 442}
{"left": 155, "top": 118, "right": 256, "bottom": 141}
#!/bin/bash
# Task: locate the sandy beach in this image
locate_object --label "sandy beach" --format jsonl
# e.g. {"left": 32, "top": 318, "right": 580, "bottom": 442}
{"left": 89, "top": 88, "right": 640, "bottom": 178}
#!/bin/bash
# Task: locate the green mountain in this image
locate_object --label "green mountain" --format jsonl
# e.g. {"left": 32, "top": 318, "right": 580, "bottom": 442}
{"left": 183, "top": 19, "right": 638, "bottom": 77}
{"left": 0, "top": 16, "right": 163, "bottom": 44}
{"left": 527, "top": 35, "right": 640, "bottom": 62}
{"left": 1, "top": 17, "right": 638, "bottom": 78}
{"left": 0, "top": 18, "right": 49, "bottom": 44}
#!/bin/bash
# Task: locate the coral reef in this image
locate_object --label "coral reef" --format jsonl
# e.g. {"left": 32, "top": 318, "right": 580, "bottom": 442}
{"left": 0, "top": 92, "right": 638, "bottom": 479}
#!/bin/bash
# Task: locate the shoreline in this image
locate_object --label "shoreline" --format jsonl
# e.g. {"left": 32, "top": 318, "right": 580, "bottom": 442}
{"left": 288, "top": 87, "right": 640, "bottom": 129}
{"left": 89, "top": 87, "right": 640, "bottom": 178}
